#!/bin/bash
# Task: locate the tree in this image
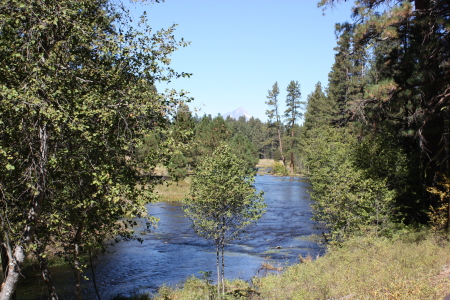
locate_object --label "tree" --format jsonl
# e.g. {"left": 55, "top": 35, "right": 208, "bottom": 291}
{"left": 0, "top": 0, "right": 189, "bottom": 298}
{"left": 320, "top": 0, "right": 450, "bottom": 225}
{"left": 265, "top": 82, "right": 285, "bottom": 164}
{"left": 167, "top": 103, "right": 196, "bottom": 181}
{"left": 193, "top": 115, "right": 231, "bottom": 166}
{"left": 305, "top": 127, "right": 397, "bottom": 240}
{"left": 303, "top": 82, "right": 334, "bottom": 133}
{"left": 284, "top": 80, "right": 305, "bottom": 175}
{"left": 326, "top": 22, "right": 367, "bottom": 126}
{"left": 228, "top": 132, "right": 259, "bottom": 173}
{"left": 184, "top": 144, "right": 265, "bottom": 298}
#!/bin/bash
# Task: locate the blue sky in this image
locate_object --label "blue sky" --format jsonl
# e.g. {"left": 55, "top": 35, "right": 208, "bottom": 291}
{"left": 129, "top": 0, "right": 355, "bottom": 121}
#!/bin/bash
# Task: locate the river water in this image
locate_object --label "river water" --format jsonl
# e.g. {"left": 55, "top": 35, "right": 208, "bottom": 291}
{"left": 19, "top": 174, "right": 324, "bottom": 299}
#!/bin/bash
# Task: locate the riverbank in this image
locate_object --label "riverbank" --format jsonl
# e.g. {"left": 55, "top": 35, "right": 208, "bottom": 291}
{"left": 152, "top": 159, "right": 278, "bottom": 202}
{"left": 114, "top": 229, "right": 450, "bottom": 299}
{"left": 256, "top": 159, "right": 307, "bottom": 177}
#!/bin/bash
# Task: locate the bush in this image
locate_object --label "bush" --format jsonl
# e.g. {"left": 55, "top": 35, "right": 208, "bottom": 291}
{"left": 271, "top": 162, "right": 288, "bottom": 176}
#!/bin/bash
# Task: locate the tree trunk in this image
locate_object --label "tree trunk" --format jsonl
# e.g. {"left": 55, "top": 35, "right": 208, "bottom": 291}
{"left": 216, "top": 243, "right": 220, "bottom": 300}
{"left": 290, "top": 129, "right": 295, "bottom": 175}
{"left": 221, "top": 242, "right": 225, "bottom": 295}
{"left": 1, "top": 124, "right": 48, "bottom": 300}
{"left": 0, "top": 245, "right": 25, "bottom": 300}
{"left": 36, "top": 241, "right": 58, "bottom": 300}
{"left": 73, "top": 223, "right": 84, "bottom": 300}
{"left": 277, "top": 127, "right": 285, "bottom": 166}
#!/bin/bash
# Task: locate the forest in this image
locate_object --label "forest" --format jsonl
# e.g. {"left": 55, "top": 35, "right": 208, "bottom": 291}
{"left": 0, "top": 0, "right": 450, "bottom": 299}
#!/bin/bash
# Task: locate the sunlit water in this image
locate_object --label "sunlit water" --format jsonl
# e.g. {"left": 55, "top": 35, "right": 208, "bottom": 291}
{"left": 19, "top": 175, "right": 325, "bottom": 299}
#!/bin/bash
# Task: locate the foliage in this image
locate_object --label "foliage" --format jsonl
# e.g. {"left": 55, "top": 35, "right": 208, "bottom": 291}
{"left": 265, "top": 82, "right": 281, "bottom": 125}
{"left": 284, "top": 80, "right": 304, "bottom": 129}
{"left": 152, "top": 276, "right": 254, "bottom": 300}
{"left": 166, "top": 103, "right": 196, "bottom": 180}
{"left": 184, "top": 144, "right": 265, "bottom": 298}
{"left": 304, "top": 127, "right": 397, "bottom": 240}
{"left": 303, "top": 81, "right": 334, "bottom": 132}
{"left": 228, "top": 133, "right": 259, "bottom": 173}
{"left": 300, "top": 0, "right": 450, "bottom": 238}
{"left": 271, "top": 162, "right": 288, "bottom": 176}
{"left": 427, "top": 174, "right": 450, "bottom": 231}
{"left": 0, "top": 0, "right": 190, "bottom": 298}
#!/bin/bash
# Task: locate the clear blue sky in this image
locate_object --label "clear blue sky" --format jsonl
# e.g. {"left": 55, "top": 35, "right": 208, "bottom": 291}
{"left": 129, "top": 0, "right": 355, "bottom": 121}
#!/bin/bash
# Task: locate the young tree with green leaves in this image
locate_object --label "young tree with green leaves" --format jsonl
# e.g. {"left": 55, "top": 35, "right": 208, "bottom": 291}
{"left": 304, "top": 127, "right": 397, "bottom": 241}
{"left": 184, "top": 144, "right": 265, "bottom": 298}
{"left": 0, "top": 0, "right": 190, "bottom": 298}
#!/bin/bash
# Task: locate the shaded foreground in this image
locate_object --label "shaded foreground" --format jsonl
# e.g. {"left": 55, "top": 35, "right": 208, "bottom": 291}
{"left": 117, "top": 231, "right": 450, "bottom": 299}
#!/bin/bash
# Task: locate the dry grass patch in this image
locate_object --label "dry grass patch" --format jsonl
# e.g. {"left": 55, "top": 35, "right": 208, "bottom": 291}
{"left": 256, "top": 233, "right": 450, "bottom": 300}
{"left": 256, "top": 159, "right": 275, "bottom": 168}
{"left": 153, "top": 177, "right": 191, "bottom": 202}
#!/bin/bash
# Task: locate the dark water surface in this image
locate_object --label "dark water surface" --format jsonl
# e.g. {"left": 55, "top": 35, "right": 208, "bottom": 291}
{"left": 20, "top": 175, "right": 324, "bottom": 299}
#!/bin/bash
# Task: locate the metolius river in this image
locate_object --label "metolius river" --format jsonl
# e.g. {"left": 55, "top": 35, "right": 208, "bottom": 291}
{"left": 20, "top": 174, "right": 324, "bottom": 299}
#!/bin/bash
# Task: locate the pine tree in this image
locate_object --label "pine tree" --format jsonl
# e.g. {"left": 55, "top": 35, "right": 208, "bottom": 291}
{"left": 284, "top": 80, "right": 305, "bottom": 175}
{"left": 319, "top": 0, "right": 450, "bottom": 225}
{"left": 326, "top": 22, "right": 367, "bottom": 126}
{"left": 265, "top": 82, "right": 285, "bottom": 164}
{"left": 303, "top": 82, "right": 334, "bottom": 133}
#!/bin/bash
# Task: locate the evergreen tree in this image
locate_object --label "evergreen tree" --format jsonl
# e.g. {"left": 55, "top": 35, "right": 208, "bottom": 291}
{"left": 168, "top": 103, "right": 196, "bottom": 180}
{"left": 303, "top": 82, "right": 334, "bottom": 133}
{"left": 284, "top": 80, "right": 305, "bottom": 175}
{"left": 228, "top": 133, "right": 259, "bottom": 173}
{"left": 265, "top": 82, "right": 285, "bottom": 164}
{"left": 318, "top": 0, "right": 450, "bottom": 226}
{"left": 326, "top": 22, "right": 368, "bottom": 126}
{"left": 247, "top": 117, "right": 271, "bottom": 159}
{"left": 193, "top": 114, "right": 233, "bottom": 167}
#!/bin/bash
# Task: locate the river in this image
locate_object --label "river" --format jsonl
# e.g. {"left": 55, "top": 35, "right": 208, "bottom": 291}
{"left": 19, "top": 174, "right": 324, "bottom": 299}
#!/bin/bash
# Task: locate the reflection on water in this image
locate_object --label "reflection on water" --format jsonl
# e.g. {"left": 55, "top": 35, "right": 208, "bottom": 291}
{"left": 20, "top": 175, "right": 325, "bottom": 299}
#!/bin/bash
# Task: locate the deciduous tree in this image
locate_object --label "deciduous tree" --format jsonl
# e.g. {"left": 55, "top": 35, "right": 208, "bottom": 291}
{"left": 184, "top": 144, "right": 265, "bottom": 298}
{"left": 0, "top": 0, "right": 189, "bottom": 298}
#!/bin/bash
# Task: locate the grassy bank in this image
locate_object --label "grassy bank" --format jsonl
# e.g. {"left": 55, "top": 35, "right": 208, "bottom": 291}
{"left": 152, "top": 158, "right": 269, "bottom": 202}
{"left": 153, "top": 177, "right": 191, "bottom": 202}
{"left": 115, "top": 230, "right": 450, "bottom": 299}
{"left": 256, "top": 231, "right": 450, "bottom": 299}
